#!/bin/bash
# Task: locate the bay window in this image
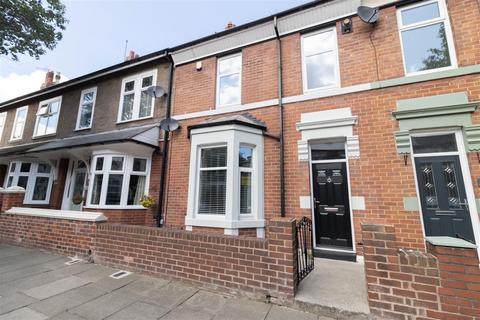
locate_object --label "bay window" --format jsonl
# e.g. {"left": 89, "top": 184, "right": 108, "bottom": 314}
{"left": 397, "top": 0, "right": 456, "bottom": 75}
{"left": 5, "top": 161, "right": 54, "bottom": 204}
{"left": 87, "top": 154, "right": 150, "bottom": 208}
{"left": 186, "top": 124, "right": 264, "bottom": 236}
{"left": 34, "top": 97, "right": 61, "bottom": 137}
{"left": 118, "top": 70, "right": 156, "bottom": 122}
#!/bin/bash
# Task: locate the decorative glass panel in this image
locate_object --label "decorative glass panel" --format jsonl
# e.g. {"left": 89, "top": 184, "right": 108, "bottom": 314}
{"left": 106, "top": 174, "right": 123, "bottom": 205}
{"left": 311, "top": 142, "right": 346, "bottom": 160}
{"left": 239, "top": 147, "right": 253, "bottom": 168}
{"left": 142, "top": 76, "right": 153, "bottom": 88}
{"left": 198, "top": 170, "right": 227, "bottom": 215}
{"left": 121, "top": 93, "right": 134, "bottom": 121}
{"left": 37, "top": 163, "right": 51, "bottom": 174}
{"left": 420, "top": 163, "right": 438, "bottom": 209}
{"left": 201, "top": 147, "right": 227, "bottom": 168}
{"left": 91, "top": 174, "right": 103, "bottom": 205}
{"left": 133, "top": 158, "right": 147, "bottom": 172}
{"left": 412, "top": 134, "right": 457, "bottom": 154}
{"left": 240, "top": 172, "right": 252, "bottom": 214}
{"left": 111, "top": 157, "right": 124, "bottom": 171}
{"left": 95, "top": 157, "right": 104, "bottom": 171}
{"left": 139, "top": 91, "right": 152, "bottom": 118}
{"left": 124, "top": 80, "right": 134, "bottom": 92}
{"left": 20, "top": 163, "right": 31, "bottom": 173}
{"left": 127, "top": 175, "right": 146, "bottom": 205}
{"left": 32, "top": 177, "right": 49, "bottom": 201}
{"left": 401, "top": 22, "right": 451, "bottom": 73}
{"left": 17, "top": 176, "right": 28, "bottom": 189}
{"left": 401, "top": 2, "right": 440, "bottom": 25}
{"left": 442, "top": 162, "right": 461, "bottom": 209}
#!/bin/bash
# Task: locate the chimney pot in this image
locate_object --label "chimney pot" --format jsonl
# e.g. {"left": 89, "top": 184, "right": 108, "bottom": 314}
{"left": 225, "top": 21, "right": 236, "bottom": 30}
{"left": 41, "top": 71, "right": 55, "bottom": 89}
{"left": 126, "top": 50, "right": 139, "bottom": 61}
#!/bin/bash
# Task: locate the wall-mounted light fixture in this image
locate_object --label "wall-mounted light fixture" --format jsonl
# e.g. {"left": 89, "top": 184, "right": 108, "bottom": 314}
{"left": 341, "top": 18, "right": 353, "bottom": 34}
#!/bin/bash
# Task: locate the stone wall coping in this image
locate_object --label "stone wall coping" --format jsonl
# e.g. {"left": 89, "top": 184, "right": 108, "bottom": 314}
{"left": 0, "top": 186, "right": 26, "bottom": 193}
{"left": 426, "top": 236, "right": 477, "bottom": 249}
{"left": 5, "top": 207, "right": 107, "bottom": 222}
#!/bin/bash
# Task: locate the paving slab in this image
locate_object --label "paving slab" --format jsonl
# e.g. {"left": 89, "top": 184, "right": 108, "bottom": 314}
{"left": 75, "top": 264, "right": 118, "bottom": 282}
{"left": 183, "top": 290, "right": 228, "bottom": 315}
{"left": 29, "top": 284, "right": 105, "bottom": 317}
{"left": 160, "top": 305, "right": 214, "bottom": 320}
{"left": 266, "top": 305, "right": 319, "bottom": 320}
{"left": 106, "top": 301, "right": 168, "bottom": 320}
{"left": 0, "top": 293, "right": 37, "bottom": 315}
{"left": 140, "top": 282, "right": 198, "bottom": 309}
{"left": 22, "top": 275, "right": 91, "bottom": 300}
{"left": 89, "top": 272, "right": 139, "bottom": 293}
{"left": 0, "top": 307, "right": 47, "bottom": 320}
{"left": 69, "top": 286, "right": 142, "bottom": 320}
{"left": 120, "top": 276, "right": 169, "bottom": 297}
{"left": 48, "top": 312, "right": 88, "bottom": 320}
{"left": 214, "top": 298, "right": 271, "bottom": 320}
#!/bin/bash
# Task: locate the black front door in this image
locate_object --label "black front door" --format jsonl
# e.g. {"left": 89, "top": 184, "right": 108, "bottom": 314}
{"left": 312, "top": 162, "right": 352, "bottom": 248}
{"left": 415, "top": 155, "right": 475, "bottom": 243}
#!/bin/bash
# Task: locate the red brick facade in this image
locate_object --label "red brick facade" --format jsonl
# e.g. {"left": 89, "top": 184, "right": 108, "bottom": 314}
{"left": 362, "top": 224, "right": 480, "bottom": 320}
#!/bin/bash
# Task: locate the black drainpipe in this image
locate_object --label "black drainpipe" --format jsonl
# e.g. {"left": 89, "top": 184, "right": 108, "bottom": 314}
{"left": 157, "top": 51, "right": 175, "bottom": 227}
{"left": 274, "top": 17, "right": 286, "bottom": 218}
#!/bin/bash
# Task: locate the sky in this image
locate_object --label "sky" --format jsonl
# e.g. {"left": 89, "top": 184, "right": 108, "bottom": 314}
{"left": 0, "top": 0, "right": 309, "bottom": 103}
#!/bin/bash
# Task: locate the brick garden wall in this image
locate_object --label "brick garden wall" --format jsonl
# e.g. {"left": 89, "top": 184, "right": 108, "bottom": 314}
{"left": 362, "top": 224, "right": 480, "bottom": 320}
{"left": 94, "top": 218, "right": 298, "bottom": 300}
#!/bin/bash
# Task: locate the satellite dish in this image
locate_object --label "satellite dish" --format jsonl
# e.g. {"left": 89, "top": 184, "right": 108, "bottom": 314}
{"left": 146, "top": 86, "right": 167, "bottom": 98}
{"left": 160, "top": 118, "right": 180, "bottom": 132}
{"left": 357, "top": 6, "right": 379, "bottom": 24}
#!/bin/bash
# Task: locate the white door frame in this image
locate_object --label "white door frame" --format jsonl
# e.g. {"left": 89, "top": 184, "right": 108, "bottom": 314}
{"left": 410, "top": 129, "right": 480, "bottom": 258}
{"left": 308, "top": 140, "right": 356, "bottom": 254}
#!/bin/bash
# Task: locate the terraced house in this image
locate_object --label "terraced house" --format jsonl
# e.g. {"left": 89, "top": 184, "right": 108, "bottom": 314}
{"left": 0, "top": 51, "right": 171, "bottom": 225}
{"left": 1, "top": 0, "right": 480, "bottom": 319}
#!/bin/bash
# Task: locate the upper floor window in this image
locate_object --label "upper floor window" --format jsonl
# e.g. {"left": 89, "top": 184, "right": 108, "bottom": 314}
{"left": 118, "top": 70, "right": 156, "bottom": 123}
{"left": 0, "top": 112, "right": 6, "bottom": 142}
{"left": 301, "top": 27, "right": 340, "bottom": 91}
{"left": 11, "top": 106, "right": 28, "bottom": 141}
{"left": 76, "top": 87, "right": 97, "bottom": 130}
{"left": 5, "top": 161, "right": 54, "bottom": 204}
{"left": 216, "top": 53, "right": 242, "bottom": 107}
{"left": 87, "top": 153, "right": 150, "bottom": 208}
{"left": 397, "top": 0, "right": 456, "bottom": 75}
{"left": 34, "top": 97, "right": 61, "bottom": 137}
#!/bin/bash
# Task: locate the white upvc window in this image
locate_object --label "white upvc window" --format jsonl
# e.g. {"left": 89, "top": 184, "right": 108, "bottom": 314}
{"left": 76, "top": 87, "right": 97, "bottom": 130}
{"left": 397, "top": 0, "right": 457, "bottom": 75}
{"left": 5, "top": 161, "right": 54, "bottom": 204}
{"left": 118, "top": 70, "right": 157, "bottom": 123}
{"left": 301, "top": 27, "right": 340, "bottom": 92}
{"left": 87, "top": 153, "right": 150, "bottom": 208}
{"left": 0, "top": 112, "right": 6, "bottom": 142}
{"left": 34, "top": 96, "right": 61, "bottom": 137}
{"left": 186, "top": 124, "right": 264, "bottom": 237}
{"left": 216, "top": 53, "right": 242, "bottom": 107}
{"left": 10, "top": 106, "right": 28, "bottom": 141}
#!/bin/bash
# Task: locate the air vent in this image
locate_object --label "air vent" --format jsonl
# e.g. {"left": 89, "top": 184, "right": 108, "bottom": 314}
{"left": 109, "top": 270, "right": 132, "bottom": 279}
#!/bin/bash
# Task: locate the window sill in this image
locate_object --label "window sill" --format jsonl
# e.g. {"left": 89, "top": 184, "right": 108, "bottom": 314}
{"left": 117, "top": 116, "right": 153, "bottom": 125}
{"left": 303, "top": 83, "right": 341, "bottom": 94}
{"left": 83, "top": 205, "right": 147, "bottom": 210}
{"left": 404, "top": 65, "right": 457, "bottom": 77}
{"left": 9, "top": 138, "right": 23, "bottom": 143}
{"left": 32, "top": 133, "right": 56, "bottom": 140}
{"left": 185, "top": 217, "right": 265, "bottom": 229}
{"left": 74, "top": 127, "right": 92, "bottom": 132}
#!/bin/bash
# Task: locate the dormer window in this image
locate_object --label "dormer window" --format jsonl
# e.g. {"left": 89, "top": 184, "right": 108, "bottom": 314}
{"left": 34, "top": 97, "right": 61, "bottom": 137}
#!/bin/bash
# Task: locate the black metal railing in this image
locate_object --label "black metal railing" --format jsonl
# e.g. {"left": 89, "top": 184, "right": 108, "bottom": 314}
{"left": 295, "top": 216, "right": 314, "bottom": 284}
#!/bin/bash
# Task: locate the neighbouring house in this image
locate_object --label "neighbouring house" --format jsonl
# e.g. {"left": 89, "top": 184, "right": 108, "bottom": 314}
{"left": 1, "top": 0, "right": 480, "bottom": 319}
{"left": 0, "top": 50, "right": 171, "bottom": 225}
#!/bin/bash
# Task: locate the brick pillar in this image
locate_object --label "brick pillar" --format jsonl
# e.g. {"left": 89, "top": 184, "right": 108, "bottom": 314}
{"left": 0, "top": 187, "right": 26, "bottom": 212}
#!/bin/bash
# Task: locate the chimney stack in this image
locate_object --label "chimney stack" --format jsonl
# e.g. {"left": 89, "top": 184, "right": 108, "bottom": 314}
{"left": 41, "top": 71, "right": 55, "bottom": 89}
{"left": 54, "top": 72, "right": 61, "bottom": 83}
{"left": 225, "top": 21, "right": 236, "bottom": 30}
{"left": 125, "top": 50, "right": 139, "bottom": 61}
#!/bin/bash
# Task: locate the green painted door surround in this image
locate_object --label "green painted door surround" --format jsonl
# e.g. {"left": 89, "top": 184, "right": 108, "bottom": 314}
{"left": 392, "top": 92, "right": 480, "bottom": 154}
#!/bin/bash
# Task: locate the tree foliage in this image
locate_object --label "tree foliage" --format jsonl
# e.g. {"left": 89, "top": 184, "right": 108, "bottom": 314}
{"left": 0, "top": 0, "right": 67, "bottom": 60}
{"left": 421, "top": 24, "right": 451, "bottom": 71}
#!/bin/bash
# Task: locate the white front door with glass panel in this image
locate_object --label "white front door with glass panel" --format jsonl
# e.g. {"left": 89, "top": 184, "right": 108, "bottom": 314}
{"left": 411, "top": 132, "right": 478, "bottom": 244}
{"left": 63, "top": 160, "right": 87, "bottom": 211}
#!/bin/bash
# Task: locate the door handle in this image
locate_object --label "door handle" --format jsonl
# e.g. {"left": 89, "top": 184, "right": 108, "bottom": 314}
{"left": 324, "top": 207, "right": 339, "bottom": 212}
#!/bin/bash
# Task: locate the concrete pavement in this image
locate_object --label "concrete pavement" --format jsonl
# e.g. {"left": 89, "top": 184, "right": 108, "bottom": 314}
{"left": 0, "top": 243, "right": 330, "bottom": 320}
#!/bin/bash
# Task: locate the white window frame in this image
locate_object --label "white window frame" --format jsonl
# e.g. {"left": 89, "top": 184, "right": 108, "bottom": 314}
{"left": 239, "top": 144, "right": 255, "bottom": 215}
{"left": 85, "top": 152, "right": 151, "bottom": 209}
{"left": 10, "top": 106, "right": 28, "bottom": 141}
{"left": 301, "top": 26, "right": 341, "bottom": 93}
{"left": 4, "top": 161, "right": 54, "bottom": 205}
{"left": 76, "top": 87, "right": 97, "bottom": 130}
{"left": 186, "top": 124, "right": 264, "bottom": 237}
{"left": 0, "top": 112, "right": 6, "bottom": 142}
{"left": 397, "top": 0, "right": 457, "bottom": 76}
{"left": 216, "top": 53, "right": 242, "bottom": 108}
{"left": 33, "top": 96, "right": 62, "bottom": 138}
{"left": 117, "top": 69, "right": 157, "bottom": 123}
